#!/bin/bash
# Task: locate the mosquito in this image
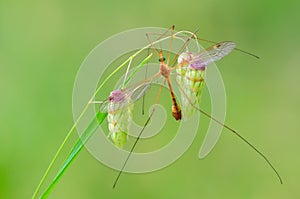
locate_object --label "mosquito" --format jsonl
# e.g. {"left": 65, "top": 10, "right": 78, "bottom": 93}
{"left": 95, "top": 26, "right": 283, "bottom": 188}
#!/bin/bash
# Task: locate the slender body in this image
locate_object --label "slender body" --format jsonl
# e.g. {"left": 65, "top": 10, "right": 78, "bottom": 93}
{"left": 159, "top": 50, "right": 182, "bottom": 120}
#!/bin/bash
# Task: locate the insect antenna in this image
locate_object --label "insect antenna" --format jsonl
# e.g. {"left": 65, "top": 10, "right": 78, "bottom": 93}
{"left": 233, "top": 47, "right": 260, "bottom": 59}
{"left": 173, "top": 77, "right": 283, "bottom": 184}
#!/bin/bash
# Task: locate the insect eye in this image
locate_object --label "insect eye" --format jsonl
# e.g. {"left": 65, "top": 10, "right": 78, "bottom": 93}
{"left": 158, "top": 57, "right": 166, "bottom": 62}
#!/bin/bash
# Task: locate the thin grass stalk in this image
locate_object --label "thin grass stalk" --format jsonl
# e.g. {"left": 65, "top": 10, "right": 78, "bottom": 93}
{"left": 32, "top": 30, "right": 194, "bottom": 198}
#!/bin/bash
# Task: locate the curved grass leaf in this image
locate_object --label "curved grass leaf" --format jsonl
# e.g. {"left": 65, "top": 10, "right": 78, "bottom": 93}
{"left": 36, "top": 54, "right": 153, "bottom": 198}
{"left": 34, "top": 54, "right": 154, "bottom": 198}
{"left": 41, "top": 112, "right": 107, "bottom": 198}
{"left": 32, "top": 37, "right": 165, "bottom": 198}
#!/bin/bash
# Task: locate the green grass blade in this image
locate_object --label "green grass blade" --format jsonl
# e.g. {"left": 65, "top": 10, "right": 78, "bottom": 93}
{"left": 33, "top": 34, "right": 171, "bottom": 198}
{"left": 40, "top": 55, "right": 151, "bottom": 198}
{"left": 40, "top": 112, "right": 107, "bottom": 198}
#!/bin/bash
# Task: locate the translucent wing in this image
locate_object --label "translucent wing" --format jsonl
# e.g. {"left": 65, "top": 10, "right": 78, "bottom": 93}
{"left": 191, "top": 41, "right": 236, "bottom": 67}
{"left": 130, "top": 82, "right": 151, "bottom": 102}
{"left": 99, "top": 82, "right": 151, "bottom": 113}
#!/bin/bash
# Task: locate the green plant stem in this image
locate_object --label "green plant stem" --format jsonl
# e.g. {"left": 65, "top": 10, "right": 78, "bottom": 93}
{"left": 31, "top": 103, "right": 90, "bottom": 199}
{"left": 32, "top": 33, "right": 177, "bottom": 198}
{"left": 40, "top": 112, "right": 107, "bottom": 198}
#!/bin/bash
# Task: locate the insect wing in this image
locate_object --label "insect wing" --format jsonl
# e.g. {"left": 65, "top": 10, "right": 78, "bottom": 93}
{"left": 192, "top": 41, "right": 236, "bottom": 66}
{"left": 129, "top": 82, "right": 151, "bottom": 103}
{"left": 99, "top": 99, "right": 110, "bottom": 113}
{"left": 99, "top": 82, "right": 151, "bottom": 113}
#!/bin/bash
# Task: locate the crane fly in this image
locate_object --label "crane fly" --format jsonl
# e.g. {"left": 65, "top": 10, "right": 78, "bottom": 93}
{"left": 93, "top": 26, "right": 283, "bottom": 188}
{"left": 96, "top": 46, "right": 184, "bottom": 147}
{"left": 158, "top": 50, "right": 182, "bottom": 120}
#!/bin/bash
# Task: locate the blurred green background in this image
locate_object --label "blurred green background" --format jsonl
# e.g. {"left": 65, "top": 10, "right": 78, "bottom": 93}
{"left": 0, "top": 0, "right": 299, "bottom": 198}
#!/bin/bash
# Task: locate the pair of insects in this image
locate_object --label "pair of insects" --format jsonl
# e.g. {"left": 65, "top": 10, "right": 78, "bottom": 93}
{"left": 100, "top": 31, "right": 235, "bottom": 145}
{"left": 95, "top": 26, "right": 282, "bottom": 187}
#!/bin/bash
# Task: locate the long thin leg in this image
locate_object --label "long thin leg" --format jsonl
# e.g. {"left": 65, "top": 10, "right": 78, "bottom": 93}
{"left": 112, "top": 83, "right": 165, "bottom": 189}
{"left": 169, "top": 29, "right": 199, "bottom": 67}
{"left": 167, "top": 25, "right": 175, "bottom": 65}
{"left": 173, "top": 77, "right": 283, "bottom": 184}
{"left": 146, "top": 25, "right": 176, "bottom": 57}
{"left": 147, "top": 31, "right": 260, "bottom": 59}
{"left": 143, "top": 25, "right": 175, "bottom": 113}
{"left": 146, "top": 32, "right": 160, "bottom": 56}
{"left": 142, "top": 47, "right": 151, "bottom": 115}
{"left": 145, "top": 27, "right": 198, "bottom": 68}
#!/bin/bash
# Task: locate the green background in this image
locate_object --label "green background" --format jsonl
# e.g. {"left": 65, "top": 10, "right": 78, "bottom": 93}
{"left": 0, "top": 0, "right": 299, "bottom": 198}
